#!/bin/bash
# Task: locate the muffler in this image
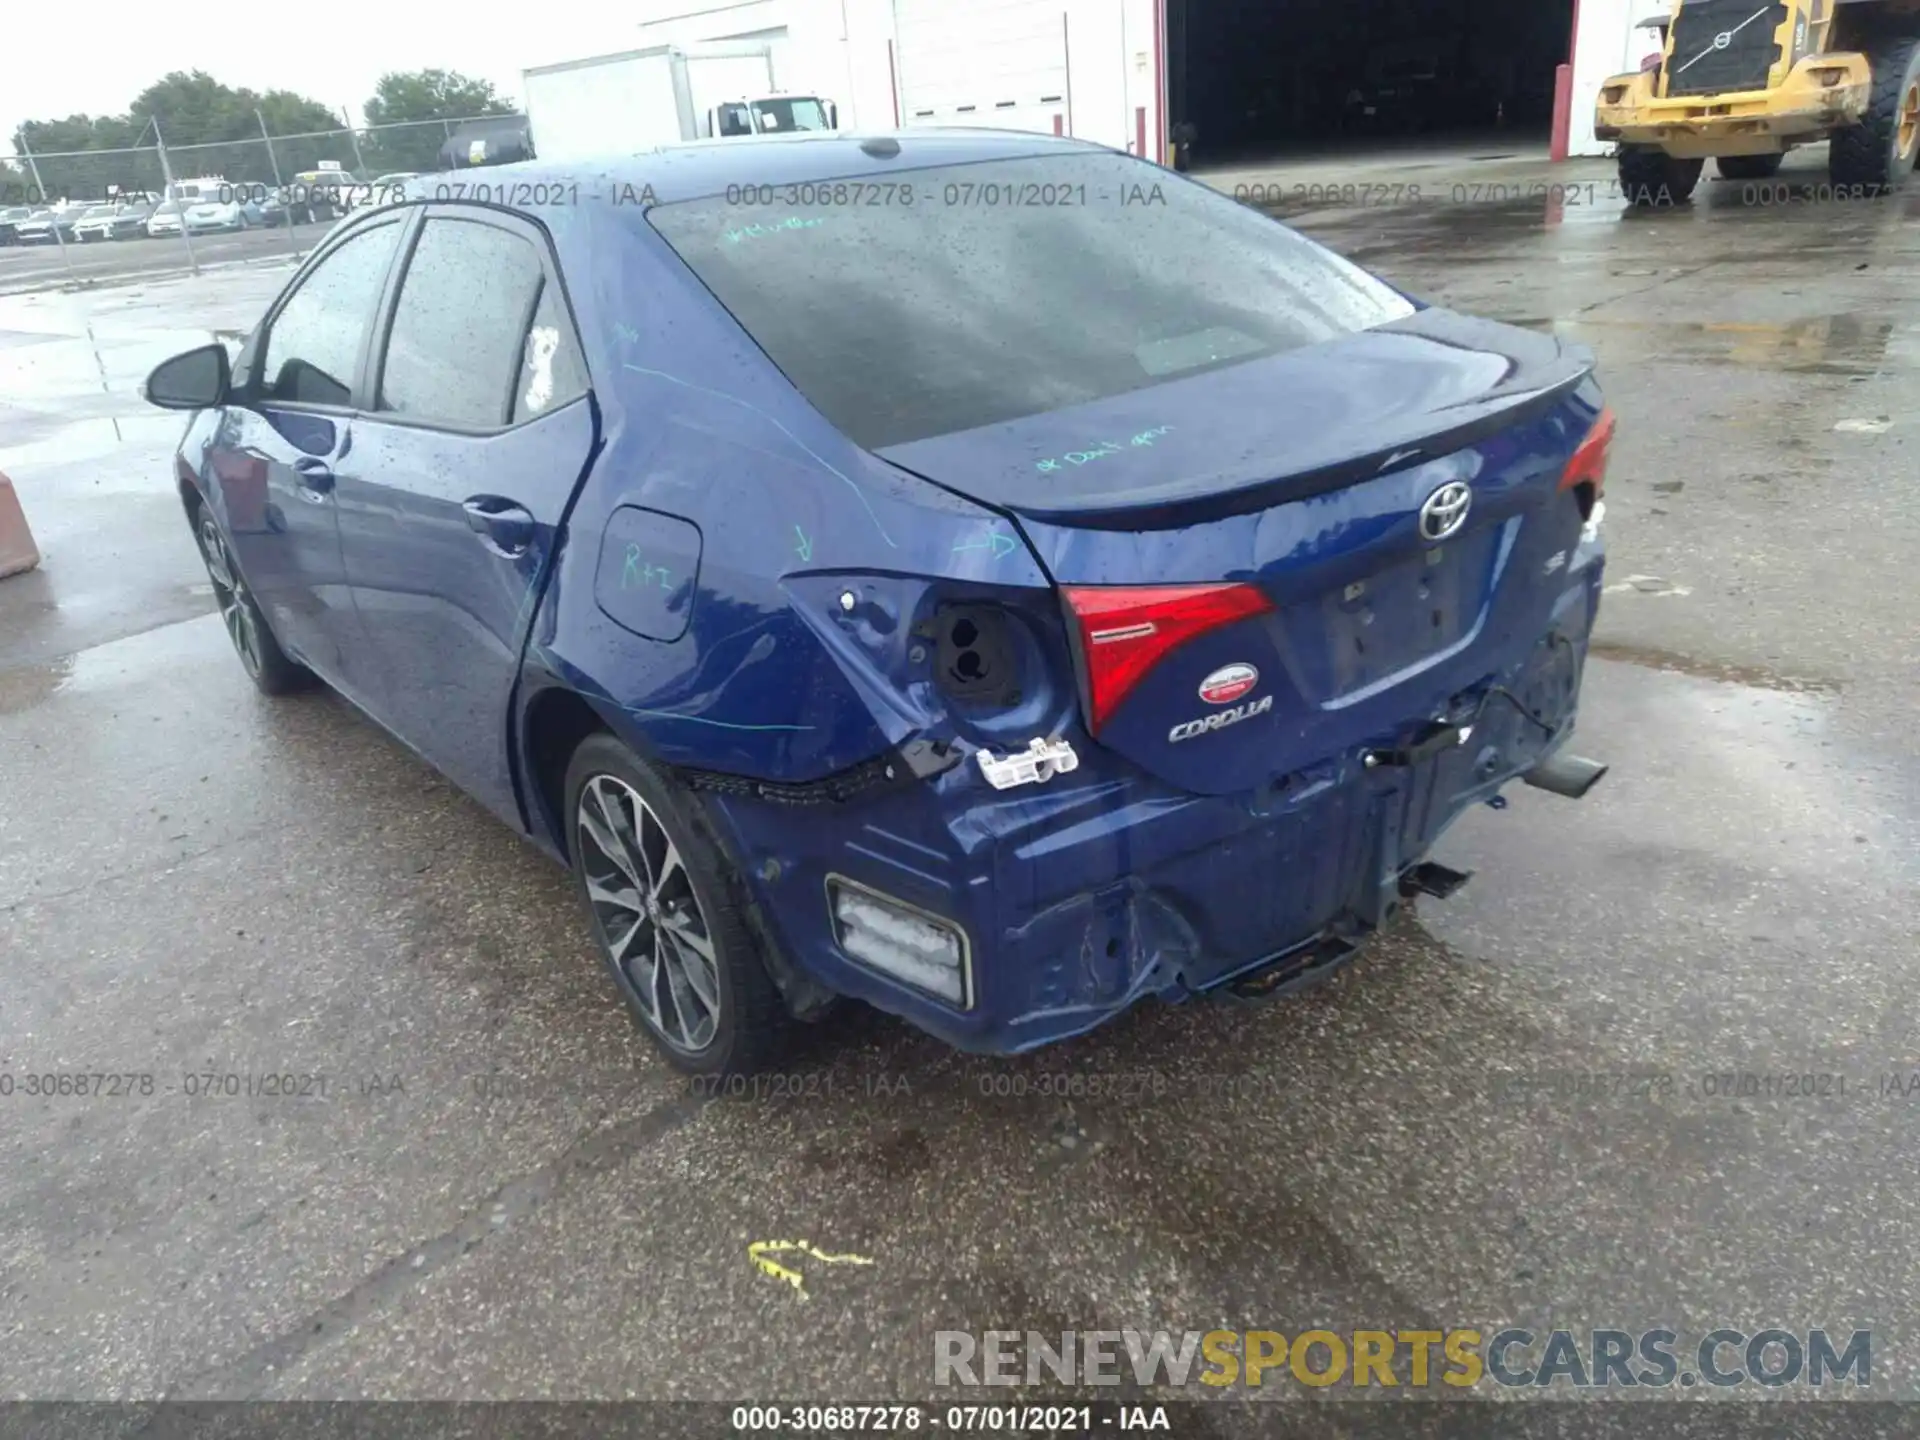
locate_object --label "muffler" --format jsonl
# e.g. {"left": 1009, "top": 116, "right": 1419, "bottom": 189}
{"left": 1522, "top": 753, "right": 1609, "bottom": 800}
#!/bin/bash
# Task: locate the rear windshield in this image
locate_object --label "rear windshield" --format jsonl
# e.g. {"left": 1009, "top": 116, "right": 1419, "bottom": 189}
{"left": 648, "top": 151, "right": 1415, "bottom": 450}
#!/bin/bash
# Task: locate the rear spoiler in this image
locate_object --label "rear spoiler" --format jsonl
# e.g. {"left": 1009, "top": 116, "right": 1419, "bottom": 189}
{"left": 999, "top": 313, "right": 1596, "bottom": 531}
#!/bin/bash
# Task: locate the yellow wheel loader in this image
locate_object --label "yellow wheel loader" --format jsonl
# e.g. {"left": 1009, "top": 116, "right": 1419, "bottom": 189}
{"left": 1595, "top": 0, "right": 1920, "bottom": 204}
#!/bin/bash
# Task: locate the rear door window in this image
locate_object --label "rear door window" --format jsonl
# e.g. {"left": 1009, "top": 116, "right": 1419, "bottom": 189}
{"left": 376, "top": 217, "right": 547, "bottom": 429}
{"left": 648, "top": 150, "right": 1415, "bottom": 450}
{"left": 510, "top": 284, "right": 590, "bottom": 424}
{"left": 259, "top": 220, "right": 404, "bottom": 407}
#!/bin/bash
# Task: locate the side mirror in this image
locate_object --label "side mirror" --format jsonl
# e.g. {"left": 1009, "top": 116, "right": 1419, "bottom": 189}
{"left": 144, "top": 343, "right": 231, "bottom": 411}
{"left": 826, "top": 101, "right": 840, "bottom": 129}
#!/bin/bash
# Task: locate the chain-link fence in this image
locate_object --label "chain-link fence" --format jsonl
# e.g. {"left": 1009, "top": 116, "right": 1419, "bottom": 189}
{"left": 3, "top": 113, "right": 526, "bottom": 287}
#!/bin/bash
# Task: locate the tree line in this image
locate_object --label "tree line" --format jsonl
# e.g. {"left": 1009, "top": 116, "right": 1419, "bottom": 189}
{"left": 5, "top": 70, "right": 517, "bottom": 204}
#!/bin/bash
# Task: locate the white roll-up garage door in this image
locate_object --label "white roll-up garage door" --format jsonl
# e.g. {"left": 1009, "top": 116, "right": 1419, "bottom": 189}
{"left": 892, "top": 0, "right": 1072, "bottom": 135}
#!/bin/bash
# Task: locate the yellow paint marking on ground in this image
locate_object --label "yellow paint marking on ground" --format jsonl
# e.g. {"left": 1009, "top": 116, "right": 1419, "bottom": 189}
{"left": 748, "top": 1239, "right": 875, "bottom": 1298}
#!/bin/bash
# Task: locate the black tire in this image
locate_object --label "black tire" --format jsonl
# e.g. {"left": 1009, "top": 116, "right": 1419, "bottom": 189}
{"left": 1829, "top": 35, "right": 1920, "bottom": 192}
{"left": 1619, "top": 147, "right": 1704, "bottom": 205}
{"left": 564, "top": 733, "right": 790, "bottom": 1077}
{"left": 1716, "top": 153, "right": 1785, "bottom": 180}
{"left": 189, "top": 500, "right": 315, "bottom": 696}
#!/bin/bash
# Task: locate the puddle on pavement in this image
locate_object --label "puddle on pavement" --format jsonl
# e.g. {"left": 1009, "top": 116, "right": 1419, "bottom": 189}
{"left": 1549, "top": 313, "right": 1914, "bottom": 377}
{"left": 1287, "top": 175, "right": 1920, "bottom": 256}
{"left": 0, "top": 604, "right": 227, "bottom": 715}
{"left": 1589, "top": 640, "right": 1841, "bottom": 695}
{"left": 0, "top": 652, "right": 73, "bottom": 717}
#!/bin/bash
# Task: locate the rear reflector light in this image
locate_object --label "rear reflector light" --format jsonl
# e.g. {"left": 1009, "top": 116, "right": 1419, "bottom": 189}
{"left": 827, "top": 877, "right": 972, "bottom": 1008}
{"left": 1062, "top": 582, "right": 1275, "bottom": 733}
{"left": 1561, "top": 406, "right": 1616, "bottom": 497}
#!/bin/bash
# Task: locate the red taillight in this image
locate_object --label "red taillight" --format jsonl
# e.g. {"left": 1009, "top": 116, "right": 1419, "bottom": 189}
{"left": 1062, "top": 583, "right": 1275, "bottom": 733}
{"left": 1561, "top": 406, "right": 1616, "bottom": 498}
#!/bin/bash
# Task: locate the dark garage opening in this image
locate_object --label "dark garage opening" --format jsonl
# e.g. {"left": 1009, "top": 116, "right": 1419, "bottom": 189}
{"left": 1168, "top": 0, "right": 1575, "bottom": 168}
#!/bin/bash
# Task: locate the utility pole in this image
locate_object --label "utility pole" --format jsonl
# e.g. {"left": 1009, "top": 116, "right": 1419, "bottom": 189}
{"left": 341, "top": 108, "right": 369, "bottom": 177}
{"left": 256, "top": 108, "right": 301, "bottom": 258}
{"left": 151, "top": 117, "right": 201, "bottom": 275}
{"left": 15, "top": 136, "right": 78, "bottom": 287}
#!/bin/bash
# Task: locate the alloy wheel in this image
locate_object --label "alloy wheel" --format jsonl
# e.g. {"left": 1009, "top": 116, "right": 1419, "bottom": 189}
{"left": 1901, "top": 81, "right": 1920, "bottom": 163}
{"left": 575, "top": 774, "right": 722, "bottom": 1053}
{"left": 198, "top": 517, "right": 263, "bottom": 678}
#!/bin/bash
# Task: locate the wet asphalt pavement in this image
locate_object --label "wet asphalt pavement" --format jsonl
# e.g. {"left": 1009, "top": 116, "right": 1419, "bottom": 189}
{"left": 2, "top": 147, "right": 1918, "bottom": 1414}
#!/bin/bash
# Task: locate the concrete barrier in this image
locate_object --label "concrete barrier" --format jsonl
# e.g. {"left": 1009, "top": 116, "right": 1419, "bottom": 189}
{"left": 0, "top": 472, "right": 42, "bottom": 579}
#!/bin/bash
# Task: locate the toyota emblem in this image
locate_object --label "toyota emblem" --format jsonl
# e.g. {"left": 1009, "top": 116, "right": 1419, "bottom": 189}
{"left": 1419, "top": 482, "right": 1473, "bottom": 543}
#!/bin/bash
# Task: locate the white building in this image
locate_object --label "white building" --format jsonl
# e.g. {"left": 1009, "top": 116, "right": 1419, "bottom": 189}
{"left": 586, "top": 0, "right": 1659, "bottom": 164}
{"left": 1569, "top": 1, "right": 1679, "bottom": 156}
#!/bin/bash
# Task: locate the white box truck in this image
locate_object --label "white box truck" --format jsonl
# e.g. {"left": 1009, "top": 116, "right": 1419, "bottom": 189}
{"left": 523, "top": 43, "right": 840, "bottom": 162}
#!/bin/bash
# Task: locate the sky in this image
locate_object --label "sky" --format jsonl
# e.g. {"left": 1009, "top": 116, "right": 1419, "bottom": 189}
{"left": 2, "top": 1, "right": 650, "bottom": 154}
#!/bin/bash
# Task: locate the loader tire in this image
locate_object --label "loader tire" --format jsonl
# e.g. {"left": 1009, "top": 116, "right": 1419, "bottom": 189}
{"left": 1828, "top": 35, "right": 1920, "bottom": 192}
{"left": 1618, "top": 147, "right": 1704, "bottom": 206}
{"left": 1716, "top": 153, "right": 1784, "bottom": 180}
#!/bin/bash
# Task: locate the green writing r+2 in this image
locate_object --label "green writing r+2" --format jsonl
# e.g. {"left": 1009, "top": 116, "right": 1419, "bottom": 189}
{"left": 621, "top": 545, "right": 674, "bottom": 592}
{"left": 724, "top": 216, "right": 826, "bottom": 245}
{"left": 1036, "top": 426, "right": 1175, "bottom": 474}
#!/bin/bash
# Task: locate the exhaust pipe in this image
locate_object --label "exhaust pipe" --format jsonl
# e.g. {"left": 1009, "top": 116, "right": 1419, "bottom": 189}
{"left": 1522, "top": 753, "right": 1609, "bottom": 801}
{"left": 1400, "top": 861, "right": 1472, "bottom": 901}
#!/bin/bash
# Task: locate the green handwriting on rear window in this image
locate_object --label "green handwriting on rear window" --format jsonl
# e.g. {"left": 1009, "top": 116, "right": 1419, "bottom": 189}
{"left": 1035, "top": 426, "right": 1174, "bottom": 474}
{"left": 723, "top": 216, "right": 826, "bottom": 245}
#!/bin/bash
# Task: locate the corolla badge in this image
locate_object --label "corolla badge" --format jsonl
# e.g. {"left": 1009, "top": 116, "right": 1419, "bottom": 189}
{"left": 1198, "top": 663, "right": 1260, "bottom": 706}
{"left": 1419, "top": 481, "right": 1473, "bottom": 543}
{"left": 1170, "top": 696, "right": 1274, "bottom": 744}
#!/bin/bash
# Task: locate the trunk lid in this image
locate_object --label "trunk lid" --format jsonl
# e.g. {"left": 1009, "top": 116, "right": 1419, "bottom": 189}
{"left": 878, "top": 309, "right": 1603, "bottom": 796}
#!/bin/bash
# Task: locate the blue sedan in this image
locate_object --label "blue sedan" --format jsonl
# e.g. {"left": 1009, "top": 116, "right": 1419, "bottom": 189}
{"left": 143, "top": 131, "right": 1613, "bottom": 1076}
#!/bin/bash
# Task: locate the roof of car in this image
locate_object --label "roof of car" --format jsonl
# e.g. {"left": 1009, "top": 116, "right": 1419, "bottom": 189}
{"left": 400, "top": 128, "right": 1106, "bottom": 208}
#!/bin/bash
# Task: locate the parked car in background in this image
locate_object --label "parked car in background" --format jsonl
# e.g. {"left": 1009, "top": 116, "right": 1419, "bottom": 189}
{"left": 239, "top": 188, "right": 290, "bottom": 227}
{"left": 141, "top": 134, "right": 1613, "bottom": 1077}
{"left": 146, "top": 201, "right": 185, "bottom": 238}
{"left": 0, "top": 206, "right": 35, "bottom": 245}
{"left": 168, "top": 177, "right": 228, "bottom": 206}
{"left": 183, "top": 197, "right": 254, "bottom": 233}
{"left": 70, "top": 205, "right": 118, "bottom": 241}
{"left": 13, "top": 208, "right": 79, "bottom": 245}
{"left": 74, "top": 200, "right": 159, "bottom": 242}
{"left": 286, "top": 168, "right": 363, "bottom": 225}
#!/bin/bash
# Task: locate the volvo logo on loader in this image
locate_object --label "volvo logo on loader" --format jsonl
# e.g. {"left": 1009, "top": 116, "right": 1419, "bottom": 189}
{"left": 1419, "top": 481, "right": 1473, "bottom": 542}
{"left": 1170, "top": 695, "right": 1275, "bottom": 744}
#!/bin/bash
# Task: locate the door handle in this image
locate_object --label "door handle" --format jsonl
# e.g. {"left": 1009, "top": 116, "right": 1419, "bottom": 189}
{"left": 293, "top": 456, "right": 335, "bottom": 495}
{"left": 462, "top": 497, "right": 536, "bottom": 556}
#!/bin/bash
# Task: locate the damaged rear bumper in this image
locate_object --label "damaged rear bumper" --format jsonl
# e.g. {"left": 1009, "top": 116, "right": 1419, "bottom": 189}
{"left": 709, "top": 567, "right": 1606, "bottom": 1055}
